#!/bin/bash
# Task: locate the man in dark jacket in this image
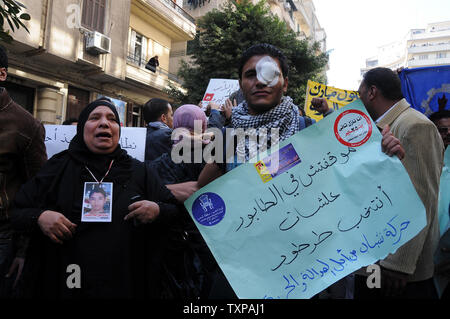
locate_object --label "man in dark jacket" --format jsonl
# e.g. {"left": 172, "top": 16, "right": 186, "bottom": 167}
{"left": 0, "top": 45, "right": 47, "bottom": 297}
{"left": 143, "top": 98, "right": 174, "bottom": 161}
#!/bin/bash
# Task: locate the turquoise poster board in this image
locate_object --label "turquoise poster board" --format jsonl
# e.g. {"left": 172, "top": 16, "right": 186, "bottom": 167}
{"left": 185, "top": 100, "right": 427, "bottom": 299}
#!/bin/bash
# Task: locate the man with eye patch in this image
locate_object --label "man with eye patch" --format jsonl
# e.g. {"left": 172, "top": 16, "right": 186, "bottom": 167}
{"left": 198, "top": 43, "right": 404, "bottom": 185}
{"left": 198, "top": 43, "right": 332, "bottom": 183}
{"left": 192, "top": 44, "right": 406, "bottom": 299}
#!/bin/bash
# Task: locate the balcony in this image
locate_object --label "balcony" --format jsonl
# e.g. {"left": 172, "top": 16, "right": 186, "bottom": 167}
{"left": 160, "top": 0, "right": 196, "bottom": 24}
{"left": 293, "top": 0, "right": 313, "bottom": 36}
{"left": 409, "top": 28, "right": 450, "bottom": 40}
{"left": 126, "top": 51, "right": 181, "bottom": 83}
{"left": 407, "top": 57, "right": 450, "bottom": 68}
{"left": 408, "top": 42, "right": 450, "bottom": 53}
{"left": 133, "top": 0, "right": 196, "bottom": 41}
{"left": 296, "top": 30, "right": 307, "bottom": 40}
{"left": 182, "top": 0, "right": 211, "bottom": 10}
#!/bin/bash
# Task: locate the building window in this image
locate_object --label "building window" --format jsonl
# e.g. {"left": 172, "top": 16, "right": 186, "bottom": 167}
{"left": 133, "top": 32, "right": 143, "bottom": 64}
{"left": 82, "top": 0, "right": 107, "bottom": 33}
{"left": 419, "top": 54, "right": 428, "bottom": 60}
{"left": 3, "top": 80, "right": 35, "bottom": 114}
{"left": 186, "top": 40, "right": 195, "bottom": 55}
{"left": 437, "top": 52, "right": 447, "bottom": 59}
{"left": 67, "top": 86, "right": 90, "bottom": 121}
{"left": 132, "top": 105, "right": 143, "bottom": 127}
{"left": 367, "top": 60, "right": 378, "bottom": 67}
{"left": 128, "top": 30, "right": 148, "bottom": 67}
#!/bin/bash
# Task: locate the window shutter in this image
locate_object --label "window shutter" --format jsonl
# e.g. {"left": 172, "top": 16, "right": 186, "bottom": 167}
{"left": 82, "top": 0, "right": 107, "bottom": 33}
{"left": 93, "top": 0, "right": 99, "bottom": 31}
{"left": 97, "top": 0, "right": 106, "bottom": 33}
{"left": 130, "top": 30, "right": 136, "bottom": 57}
{"left": 142, "top": 37, "right": 148, "bottom": 63}
{"left": 82, "top": 0, "right": 93, "bottom": 27}
{"left": 126, "top": 102, "right": 133, "bottom": 127}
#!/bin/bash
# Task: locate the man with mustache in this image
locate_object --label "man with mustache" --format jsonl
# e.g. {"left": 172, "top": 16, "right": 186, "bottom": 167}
{"left": 316, "top": 67, "right": 444, "bottom": 298}
{"left": 430, "top": 108, "right": 450, "bottom": 150}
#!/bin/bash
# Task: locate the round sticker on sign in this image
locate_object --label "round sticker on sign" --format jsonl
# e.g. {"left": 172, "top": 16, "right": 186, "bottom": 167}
{"left": 334, "top": 110, "right": 373, "bottom": 147}
{"left": 192, "top": 192, "right": 226, "bottom": 226}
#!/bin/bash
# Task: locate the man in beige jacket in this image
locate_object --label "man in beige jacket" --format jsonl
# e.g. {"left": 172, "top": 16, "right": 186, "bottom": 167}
{"left": 354, "top": 67, "right": 445, "bottom": 298}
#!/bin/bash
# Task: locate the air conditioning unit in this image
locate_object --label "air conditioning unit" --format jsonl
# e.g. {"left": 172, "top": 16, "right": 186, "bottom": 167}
{"left": 284, "top": 2, "right": 291, "bottom": 11}
{"left": 85, "top": 31, "right": 111, "bottom": 54}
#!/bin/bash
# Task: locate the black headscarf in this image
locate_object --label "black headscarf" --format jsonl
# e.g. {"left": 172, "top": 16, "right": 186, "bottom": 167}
{"left": 67, "top": 98, "right": 132, "bottom": 181}
{"left": 35, "top": 98, "right": 133, "bottom": 220}
{"left": 76, "top": 98, "right": 121, "bottom": 135}
{"left": 13, "top": 99, "right": 174, "bottom": 298}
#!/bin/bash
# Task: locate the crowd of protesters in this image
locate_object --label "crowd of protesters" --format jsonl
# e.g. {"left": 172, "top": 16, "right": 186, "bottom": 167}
{"left": 0, "top": 43, "right": 448, "bottom": 300}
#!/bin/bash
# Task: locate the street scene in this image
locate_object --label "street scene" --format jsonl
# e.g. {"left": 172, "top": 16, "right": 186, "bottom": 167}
{"left": 0, "top": 0, "right": 449, "bottom": 312}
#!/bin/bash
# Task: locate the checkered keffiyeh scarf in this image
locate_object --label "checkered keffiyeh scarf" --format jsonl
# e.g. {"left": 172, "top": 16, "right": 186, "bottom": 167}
{"left": 231, "top": 96, "right": 300, "bottom": 161}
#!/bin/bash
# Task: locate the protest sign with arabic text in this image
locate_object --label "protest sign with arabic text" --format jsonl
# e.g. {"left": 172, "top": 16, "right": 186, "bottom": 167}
{"left": 44, "top": 125, "right": 146, "bottom": 161}
{"left": 185, "top": 99, "right": 426, "bottom": 299}
{"left": 305, "top": 80, "right": 359, "bottom": 122}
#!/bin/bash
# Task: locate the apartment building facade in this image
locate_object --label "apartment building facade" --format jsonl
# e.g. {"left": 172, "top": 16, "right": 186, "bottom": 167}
{"left": 180, "top": 0, "right": 327, "bottom": 58}
{"left": 361, "top": 20, "right": 450, "bottom": 76}
{"left": 407, "top": 21, "right": 450, "bottom": 68}
{"left": 2, "top": 0, "right": 195, "bottom": 126}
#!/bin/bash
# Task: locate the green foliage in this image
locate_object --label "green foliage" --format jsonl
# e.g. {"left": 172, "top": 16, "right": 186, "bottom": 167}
{"left": 0, "top": 0, "right": 30, "bottom": 43}
{"left": 169, "top": 0, "right": 328, "bottom": 108}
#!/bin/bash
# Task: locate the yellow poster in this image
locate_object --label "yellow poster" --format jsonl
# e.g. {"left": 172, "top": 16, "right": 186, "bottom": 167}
{"left": 304, "top": 80, "right": 359, "bottom": 122}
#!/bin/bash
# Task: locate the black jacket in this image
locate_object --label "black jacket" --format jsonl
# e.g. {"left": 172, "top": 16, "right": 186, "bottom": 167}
{"left": 145, "top": 122, "right": 173, "bottom": 161}
{"left": 12, "top": 151, "right": 178, "bottom": 299}
{"left": 147, "top": 142, "right": 236, "bottom": 299}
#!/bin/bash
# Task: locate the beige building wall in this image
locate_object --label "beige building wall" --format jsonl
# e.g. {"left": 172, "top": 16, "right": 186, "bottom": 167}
{"left": 169, "top": 41, "right": 188, "bottom": 75}
{"left": 129, "top": 13, "right": 172, "bottom": 71}
{"left": 3, "top": 0, "right": 195, "bottom": 125}
{"left": 102, "top": 0, "right": 131, "bottom": 80}
{"left": 45, "top": 0, "right": 81, "bottom": 62}
{"left": 4, "top": 0, "right": 44, "bottom": 48}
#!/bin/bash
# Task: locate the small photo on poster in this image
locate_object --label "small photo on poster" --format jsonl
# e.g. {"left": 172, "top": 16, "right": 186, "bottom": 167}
{"left": 82, "top": 182, "right": 113, "bottom": 222}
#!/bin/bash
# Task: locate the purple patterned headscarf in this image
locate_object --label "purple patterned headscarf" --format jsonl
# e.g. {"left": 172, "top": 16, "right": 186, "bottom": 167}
{"left": 173, "top": 104, "right": 207, "bottom": 133}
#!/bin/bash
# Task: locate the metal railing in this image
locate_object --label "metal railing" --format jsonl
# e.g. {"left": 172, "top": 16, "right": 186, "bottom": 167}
{"left": 126, "top": 51, "right": 182, "bottom": 84}
{"left": 160, "top": 0, "right": 196, "bottom": 23}
{"left": 127, "top": 51, "right": 145, "bottom": 66}
{"left": 182, "top": 0, "right": 210, "bottom": 10}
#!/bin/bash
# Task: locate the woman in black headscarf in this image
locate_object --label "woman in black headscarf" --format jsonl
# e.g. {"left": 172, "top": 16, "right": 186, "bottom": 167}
{"left": 11, "top": 98, "right": 178, "bottom": 299}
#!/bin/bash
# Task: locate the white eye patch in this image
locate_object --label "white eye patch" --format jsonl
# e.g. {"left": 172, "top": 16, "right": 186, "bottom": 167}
{"left": 255, "top": 56, "right": 281, "bottom": 87}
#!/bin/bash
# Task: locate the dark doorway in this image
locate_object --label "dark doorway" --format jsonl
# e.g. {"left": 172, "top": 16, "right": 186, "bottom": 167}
{"left": 2, "top": 81, "right": 35, "bottom": 114}
{"left": 66, "top": 86, "right": 90, "bottom": 120}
